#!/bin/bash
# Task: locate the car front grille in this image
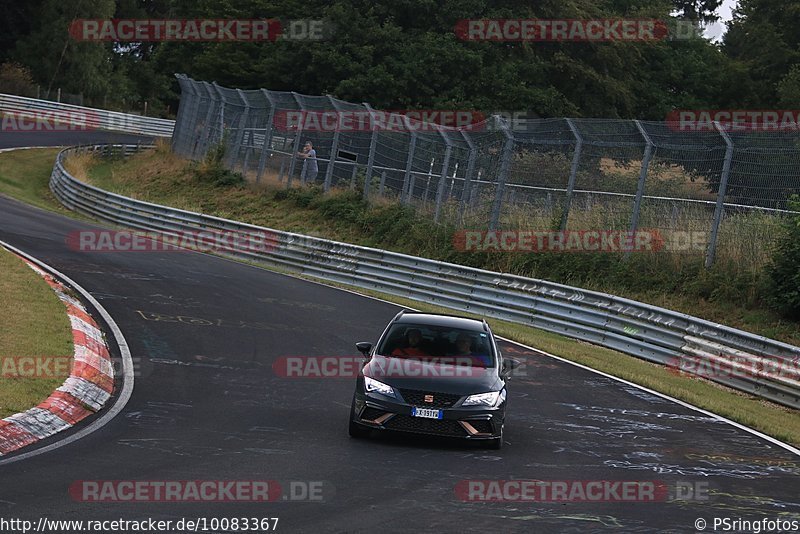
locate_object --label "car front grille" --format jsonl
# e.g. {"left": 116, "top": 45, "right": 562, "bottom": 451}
{"left": 398, "top": 389, "right": 462, "bottom": 408}
{"left": 384, "top": 415, "right": 467, "bottom": 437}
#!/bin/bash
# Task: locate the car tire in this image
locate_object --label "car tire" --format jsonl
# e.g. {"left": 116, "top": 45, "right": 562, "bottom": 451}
{"left": 348, "top": 399, "right": 371, "bottom": 439}
{"left": 486, "top": 425, "right": 503, "bottom": 450}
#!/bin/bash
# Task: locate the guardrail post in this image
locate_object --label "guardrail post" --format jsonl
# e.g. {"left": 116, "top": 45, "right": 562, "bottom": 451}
{"left": 489, "top": 116, "right": 514, "bottom": 231}
{"left": 255, "top": 89, "right": 276, "bottom": 184}
{"left": 706, "top": 122, "right": 734, "bottom": 268}
{"left": 459, "top": 131, "right": 477, "bottom": 225}
{"left": 561, "top": 118, "right": 583, "bottom": 231}
{"left": 323, "top": 95, "right": 342, "bottom": 192}
{"left": 286, "top": 92, "right": 305, "bottom": 187}
{"left": 363, "top": 103, "right": 379, "bottom": 199}
{"left": 627, "top": 120, "right": 655, "bottom": 259}
{"left": 434, "top": 128, "right": 453, "bottom": 223}
{"left": 402, "top": 117, "right": 417, "bottom": 204}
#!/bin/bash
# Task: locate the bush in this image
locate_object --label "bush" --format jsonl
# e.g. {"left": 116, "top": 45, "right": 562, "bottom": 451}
{"left": 767, "top": 197, "right": 800, "bottom": 319}
{"left": 196, "top": 142, "right": 245, "bottom": 187}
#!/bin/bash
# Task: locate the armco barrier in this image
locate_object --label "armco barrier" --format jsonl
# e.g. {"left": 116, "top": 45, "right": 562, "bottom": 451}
{"left": 1, "top": 94, "right": 174, "bottom": 137}
{"left": 49, "top": 144, "right": 800, "bottom": 409}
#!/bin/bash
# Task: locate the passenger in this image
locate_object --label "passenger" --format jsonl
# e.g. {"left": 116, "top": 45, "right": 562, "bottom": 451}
{"left": 449, "top": 332, "right": 492, "bottom": 366}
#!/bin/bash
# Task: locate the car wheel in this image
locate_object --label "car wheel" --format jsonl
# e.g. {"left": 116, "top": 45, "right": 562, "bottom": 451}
{"left": 348, "top": 399, "right": 371, "bottom": 439}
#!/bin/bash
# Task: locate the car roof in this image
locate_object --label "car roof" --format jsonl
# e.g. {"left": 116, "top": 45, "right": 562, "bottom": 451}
{"left": 393, "top": 311, "right": 489, "bottom": 332}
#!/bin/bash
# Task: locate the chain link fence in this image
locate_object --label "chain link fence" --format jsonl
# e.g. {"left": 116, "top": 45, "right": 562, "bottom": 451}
{"left": 171, "top": 74, "right": 800, "bottom": 268}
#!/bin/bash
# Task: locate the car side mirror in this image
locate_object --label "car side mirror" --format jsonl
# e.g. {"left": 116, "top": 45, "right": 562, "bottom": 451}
{"left": 501, "top": 357, "right": 521, "bottom": 378}
{"left": 356, "top": 342, "right": 373, "bottom": 357}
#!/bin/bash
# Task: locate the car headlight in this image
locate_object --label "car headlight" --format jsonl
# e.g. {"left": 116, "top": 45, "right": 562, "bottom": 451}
{"left": 364, "top": 376, "right": 396, "bottom": 398}
{"left": 462, "top": 390, "right": 505, "bottom": 407}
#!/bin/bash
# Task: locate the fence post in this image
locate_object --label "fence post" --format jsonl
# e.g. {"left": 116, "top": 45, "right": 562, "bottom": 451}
{"left": 379, "top": 171, "right": 387, "bottom": 197}
{"left": 402, "top": 116, "right": 417, "bottom": 204}
{"left": 627, "top": 120, "right": 655, "bottom": 259}
{"left": 706, "top": 121, "right": 734, "bottom": 268}
{"left": 362, "top": 103, "right": 379, "bottom": 199}
{"left": 561, "top": 118, "right": 583, "bottom": 231}
{"left": 197, "top": 82, "right": 218, "bottom": 158}
{"left": 458, "top": 131, "right": 477, "bottom": 225}
{"left": 212, "top": 83, "right": 226, "bottom": 149}
{"left": 286, "top": 92, "right": 305, "bottom": 187}
{"left": 434, "top": 128, "right": 454, "bottom": 223}
{"left": 230, "top": 89, "right": 250, "bottom": 170}
{"left": 424, "top": 158, "right": 435, "bottom": 204}
{"left": 489, "top": 116, "right": 514, "bottom": 231}
{"left": 323, "top": 95, "right": 342, "bottom": 192}
{"left": 255, "top": 89, "right": 276, "bottom": 183}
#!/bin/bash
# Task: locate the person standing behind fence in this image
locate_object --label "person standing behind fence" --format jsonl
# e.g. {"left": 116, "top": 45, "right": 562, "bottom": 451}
{"left": 298, "top": 141, "right": 318, "bottom": 184}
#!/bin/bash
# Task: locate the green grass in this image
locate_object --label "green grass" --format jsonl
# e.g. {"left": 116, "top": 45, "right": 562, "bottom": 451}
{"left": 0, "top": 148, "right": 64, "bottom": 212}
{"left": 71, "top": 145, "right": 800, "bottom": 346}
{"left": 0, "top": 247, "right": 73, "bottom": 418}
{"left": 0, "top": 146, "right": 797, "bottom": 445}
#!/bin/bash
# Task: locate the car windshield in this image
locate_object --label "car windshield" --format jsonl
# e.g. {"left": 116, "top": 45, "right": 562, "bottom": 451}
{"left": 376, "top": 323, "right": 495, "bottom": 367}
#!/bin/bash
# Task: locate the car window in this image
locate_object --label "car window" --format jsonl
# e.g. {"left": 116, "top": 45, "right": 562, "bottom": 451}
{"left": 377, "top": 323, "right": 495, "bottom": 367}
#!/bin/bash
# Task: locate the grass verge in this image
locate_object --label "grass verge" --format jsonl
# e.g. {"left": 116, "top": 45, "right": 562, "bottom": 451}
{"left": 0, "top": 247, "right": 73, "bottom": 418}
{"left": 0, "top": 146, "right": 797, "bottom": 446}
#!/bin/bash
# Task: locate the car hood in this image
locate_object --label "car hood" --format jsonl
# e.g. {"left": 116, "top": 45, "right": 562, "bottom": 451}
{"left": 363, "top": 354, "right": 502, "bottom": 395}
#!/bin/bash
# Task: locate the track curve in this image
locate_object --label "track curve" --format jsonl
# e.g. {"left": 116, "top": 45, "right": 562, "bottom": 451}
{"left": 0, "top": 144, "right": 798, "bottom": 532}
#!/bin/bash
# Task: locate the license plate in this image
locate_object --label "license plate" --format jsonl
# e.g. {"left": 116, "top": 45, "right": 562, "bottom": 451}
{"left": 412, "top": 407, "right": 442, "bottom": 419}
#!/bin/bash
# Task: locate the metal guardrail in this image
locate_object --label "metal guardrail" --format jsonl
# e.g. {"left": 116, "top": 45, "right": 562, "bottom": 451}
{"left": 0, "top": 94, "right": 174, "bottom": 137}
{"left": 49, "top": 144, "right": 800, "bottom": 409}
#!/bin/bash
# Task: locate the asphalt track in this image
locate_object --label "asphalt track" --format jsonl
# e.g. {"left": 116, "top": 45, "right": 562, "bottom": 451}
{"left": 0, "top": 135, "right": 798, "bottom": 533}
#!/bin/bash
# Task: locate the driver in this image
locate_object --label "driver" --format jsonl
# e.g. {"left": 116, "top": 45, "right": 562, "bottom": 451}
{"left": 391, "top": 328, "right": 427, "bottom": 357}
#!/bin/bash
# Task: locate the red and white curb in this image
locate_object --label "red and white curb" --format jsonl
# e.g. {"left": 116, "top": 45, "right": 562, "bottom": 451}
{"left": 0, "top": 252, "right": 114, "bottom": 456}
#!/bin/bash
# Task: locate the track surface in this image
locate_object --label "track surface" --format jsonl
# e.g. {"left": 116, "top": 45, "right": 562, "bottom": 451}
{"left": 0, "top": 142, "right": 798, "bottom": 533}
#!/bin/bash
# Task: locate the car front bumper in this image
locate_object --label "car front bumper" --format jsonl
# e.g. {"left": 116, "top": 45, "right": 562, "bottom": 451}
{"left": 351, "top": 391, "right": 505, "bottom": 440}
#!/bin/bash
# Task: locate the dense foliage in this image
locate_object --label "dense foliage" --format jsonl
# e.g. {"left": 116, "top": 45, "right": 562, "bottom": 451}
{"left": 0, "top": 0, "right": 797, "bottom": 119}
